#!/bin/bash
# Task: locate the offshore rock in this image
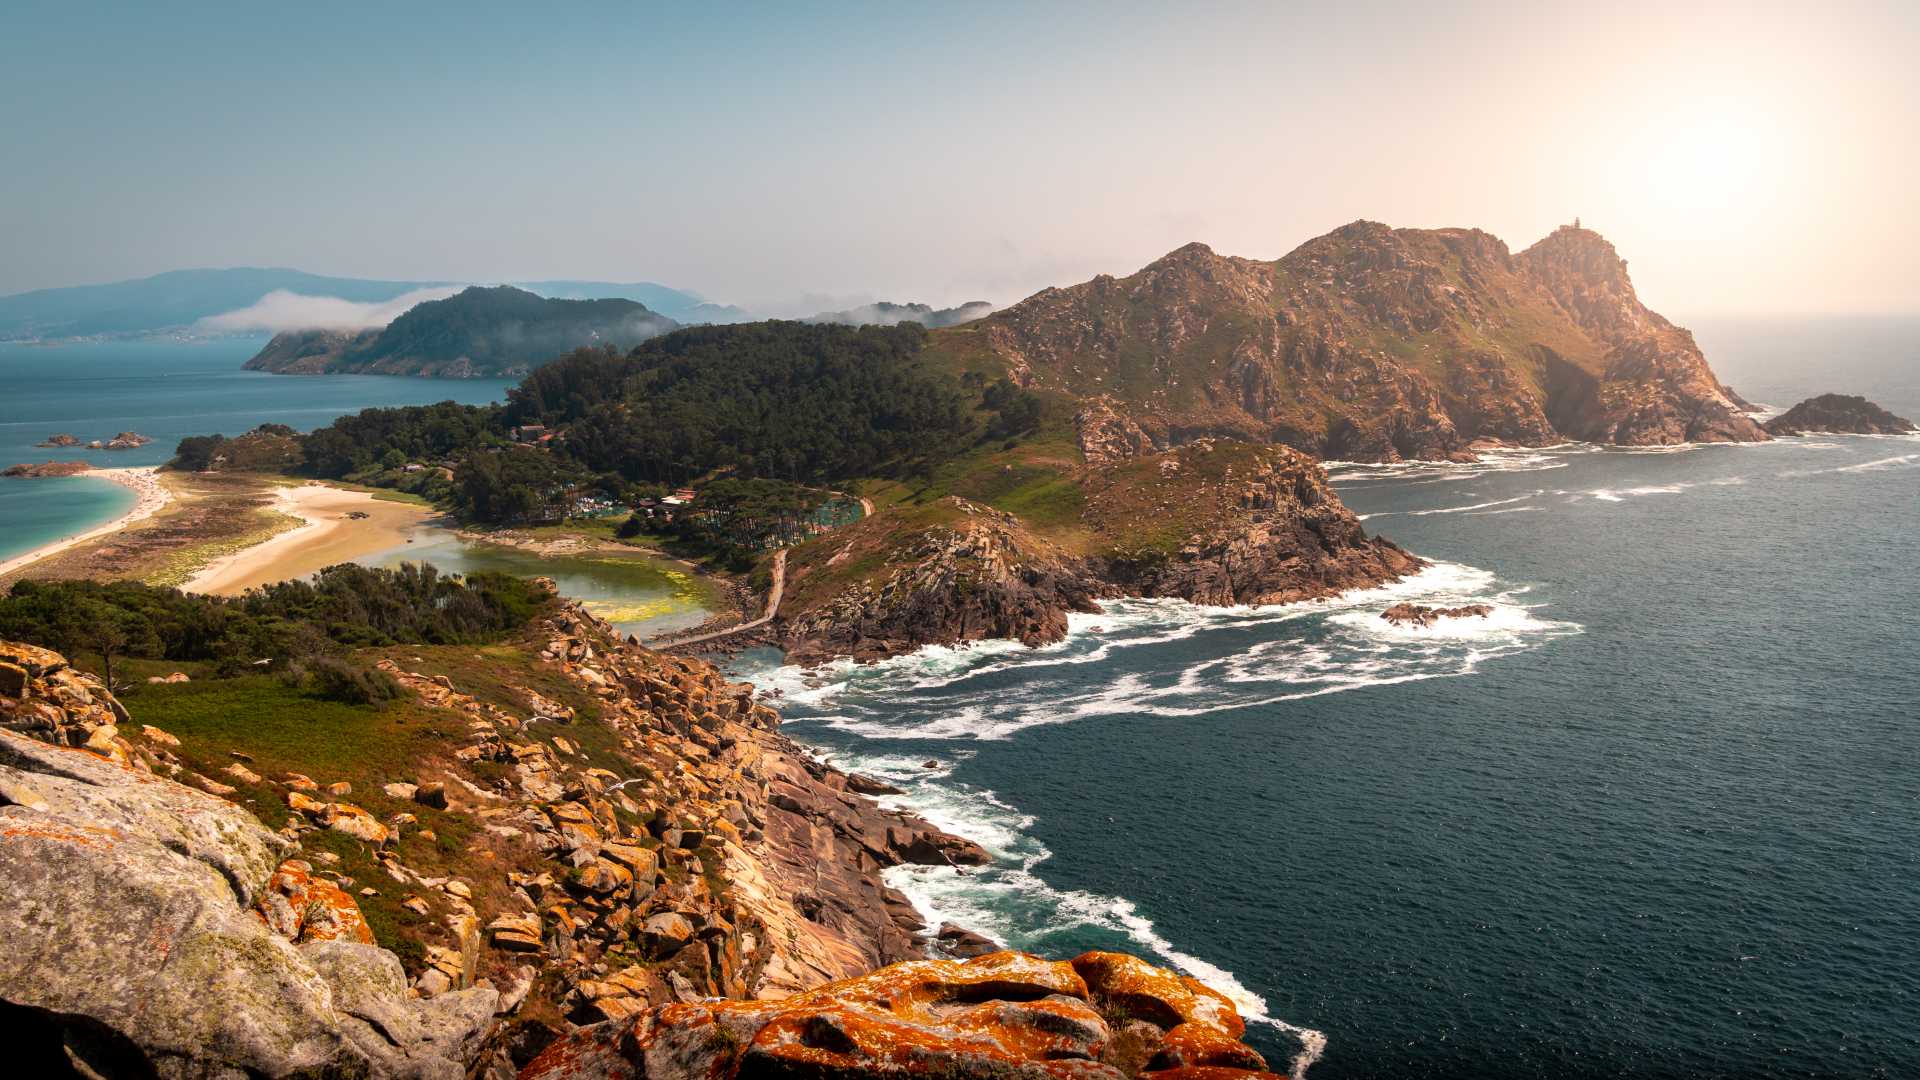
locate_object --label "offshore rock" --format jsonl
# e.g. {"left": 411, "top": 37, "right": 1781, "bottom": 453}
{"left": 521, "top": 950, "right": 1287, "bottom": 1080}
{"left": 1763, "top": 393, "right": 1916, "bottom": 435}
{"left": 1380, "top": 602, "right": 1493, "bottom": 628}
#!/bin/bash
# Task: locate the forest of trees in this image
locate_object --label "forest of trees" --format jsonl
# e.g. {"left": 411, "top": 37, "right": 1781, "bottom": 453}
{"left": 525, "top": 322, "right": 973, "bottom": 485}
{"left": 0, "top": 565, "right": 550, "bottom": 700}
{"left": 299, "top": 401, "right": 503, "bottom": 479}
{"left": 174, "top": 320, "right": 1050, "bottom": 531}
{"left": 663, "top": 478, "right": 830, "bottom": 568}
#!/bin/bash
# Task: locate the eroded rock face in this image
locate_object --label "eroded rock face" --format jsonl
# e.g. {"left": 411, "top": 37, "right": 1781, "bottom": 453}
{"left": 1763, "top": 393, "right": 1916, "bottom": 435}
{"left": 522, "top": 950, "right": 1288, "bottom": 1080}
{"left": 0, "top": 646, "right": 497, "bottom": 1079}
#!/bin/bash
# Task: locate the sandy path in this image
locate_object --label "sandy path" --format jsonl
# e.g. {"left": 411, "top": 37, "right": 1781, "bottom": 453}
{"left": 182, "top": 483, "right": 433, "bottom": 596}
{"left": 648, "top": 548, "right": 786, "bottom": 648}
{"left": 0, "top": 467, "right": 175, "bottom": 577}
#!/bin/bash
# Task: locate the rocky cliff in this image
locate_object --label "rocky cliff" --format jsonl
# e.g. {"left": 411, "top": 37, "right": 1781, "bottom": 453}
{"left": 930, "top": 221, "right": 1765, "bottom": 463}
{"left": 778, "top": 440, "right": 1417, "bottom": 664}
{"left": 1762, "top": 393, "right": 1916, "bottom": 435}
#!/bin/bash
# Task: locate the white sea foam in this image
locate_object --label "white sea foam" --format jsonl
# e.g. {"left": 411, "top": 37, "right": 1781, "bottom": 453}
{"left": 1781, "top": 451, "right": 1920, "bottom": 477}
{"left": 819, "top": 762, "right": 1332, "bottom": 1076}
{"left": 1583, "top": 483, "right": 1690, "bottom": 502}
{"left": 1404, "top": 492, "right": 1540, "bottom": 516}
{"left": 1323, "top": 447, "right": 1575, "bottom": 483}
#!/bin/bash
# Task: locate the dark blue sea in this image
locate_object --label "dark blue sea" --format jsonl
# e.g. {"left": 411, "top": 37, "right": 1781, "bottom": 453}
{"left": 738, "top": 317, "right": 1920, "bottom": 1079}
{"left": 0, "top": 340, "right": 512, "bottom": 564}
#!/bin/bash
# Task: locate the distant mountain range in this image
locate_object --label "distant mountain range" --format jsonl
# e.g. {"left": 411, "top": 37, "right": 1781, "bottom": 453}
{"left": 0, "top": 268, "right": 995, "bottom": 346}
{"left": 242, "top": 286, "right": 679, "bottom": 377}
{"left": 0, "top": 268, "right": 739, "bottom": 342}
{"left": 0, "top": 269, "right": 449, "bottom": 341}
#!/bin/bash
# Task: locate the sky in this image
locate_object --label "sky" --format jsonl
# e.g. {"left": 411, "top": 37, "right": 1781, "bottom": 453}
{"left": 3, "top": 1, "right": 1917, "bottom": 317}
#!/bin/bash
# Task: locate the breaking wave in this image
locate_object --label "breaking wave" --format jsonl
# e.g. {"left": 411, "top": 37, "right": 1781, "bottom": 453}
{"left": 796, "top": 744, "right": 1330, "bottom": 1076}
{"left": 754, "top": 561, "right": 1579, "bottom": 742}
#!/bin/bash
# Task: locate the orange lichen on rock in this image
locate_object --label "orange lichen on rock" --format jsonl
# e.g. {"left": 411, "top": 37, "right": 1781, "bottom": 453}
{"left": 1071, "top": 952, "right": 1245, "bottom": 1037}
{"left": 256, "top": 858, "right": 376, "bottom": 945}
{"left": 522, "top": 950, "right": 1286, "bottom": 1080}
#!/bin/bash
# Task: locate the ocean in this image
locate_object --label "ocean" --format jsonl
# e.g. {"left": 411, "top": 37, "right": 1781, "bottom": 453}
{"left": 0, "top": 340, "right": 513, "bottom": 564}
{"left": 735, "top": 317, "right": 1920, "bottom": 1079}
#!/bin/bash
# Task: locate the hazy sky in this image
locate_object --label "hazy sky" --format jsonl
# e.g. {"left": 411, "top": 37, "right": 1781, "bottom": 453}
{"left": 3, "top": 1, "right": 1916, "bottom": 316}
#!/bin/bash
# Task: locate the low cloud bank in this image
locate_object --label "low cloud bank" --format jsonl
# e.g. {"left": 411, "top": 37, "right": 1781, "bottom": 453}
{"left": 197, "top": 286, "right": 461, "bottom": 333}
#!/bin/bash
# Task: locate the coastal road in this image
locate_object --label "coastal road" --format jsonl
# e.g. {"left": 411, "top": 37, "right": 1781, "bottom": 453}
{"left": 648, "top": 548, "right": 786, "bottom": 649}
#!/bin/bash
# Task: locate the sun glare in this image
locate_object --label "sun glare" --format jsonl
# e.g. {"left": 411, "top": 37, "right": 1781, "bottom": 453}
{"left": 1626, "top": 94, "right": 1792, "bottom": 224}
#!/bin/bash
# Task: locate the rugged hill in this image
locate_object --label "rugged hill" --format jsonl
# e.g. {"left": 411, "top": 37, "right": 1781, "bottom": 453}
{"left": 243, "top": 286, "right": 679, "bottom": 377}
{"left": 1763, "top": 393, "right": 1916, "bottom": 435}
{"left": 922, "top": 221, "right": 1765, "bottom": 463}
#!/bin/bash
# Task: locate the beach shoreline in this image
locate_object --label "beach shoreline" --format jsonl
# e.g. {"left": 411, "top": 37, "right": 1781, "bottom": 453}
{"left": 181, "top": 482, "right": 434, "bottom": 595}
{"left": 0, "top": 466, "right": 175, "bottom": 578}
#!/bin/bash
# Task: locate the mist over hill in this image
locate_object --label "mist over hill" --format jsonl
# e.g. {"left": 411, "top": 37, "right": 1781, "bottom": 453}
{"left": 242, "top": 286, "right": 679, "bottom": 377}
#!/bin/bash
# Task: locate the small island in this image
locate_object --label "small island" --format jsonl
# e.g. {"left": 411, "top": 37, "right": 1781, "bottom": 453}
{"left": 1764, "top": 394, "right": 1916, "bottom": 436}
{"left": 2, "top": 460, "right": 94, "bottom": 478}
{"left": 35, "top": 431, "right": 153, "bottom": 450}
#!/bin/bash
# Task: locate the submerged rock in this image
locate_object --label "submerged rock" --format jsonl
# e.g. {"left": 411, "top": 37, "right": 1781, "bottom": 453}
{"left": 1380, "top": 602, "right": 1494, "bottom": 628}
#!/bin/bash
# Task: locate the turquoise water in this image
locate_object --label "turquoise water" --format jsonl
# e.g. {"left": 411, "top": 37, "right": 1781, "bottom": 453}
{"left": 361, "top": 527, "right": 715, "bottom": 640}
{"left": 0, "top": 340, "right": 512, "bottom": 564}
{"left": 737, "top": 319, "right": 1920, "bottom": 1078}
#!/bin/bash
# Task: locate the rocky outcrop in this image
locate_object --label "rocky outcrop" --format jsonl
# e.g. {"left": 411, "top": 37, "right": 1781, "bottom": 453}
{"left": 1381, "top": 602, "right": 1493, "bottom": 628}
{"left": 1516, "top": 227, "right": 1764, "bottom": 446}
{"left": 3, "top": 460, "right": 93, "bottom": 477}
{"left": 522, "top": 950, "right": 1286, "bottom": 1080}
{"left": 780, "top": 442, "right": 1419, "bottom": 663}
{"left": 1092, "top": 442, "right": 1422, "bottom": 607}
{"left": 1763, "top": 393, "right": 1916, "bottom": 436}
{"left": 341, "top": 603, "right": 993, "bottom": 1058}
{"left": 0, "top": 658, "right": 497, "bottom": 1079}
{"left": 780, "top": 498, "right": 1109, "bottom": 664}
{"left": 943, "top": 221, "right": 1767, "bottom": 462}
{"left": 36, "top": 433, "right": 81, "bottom": 447}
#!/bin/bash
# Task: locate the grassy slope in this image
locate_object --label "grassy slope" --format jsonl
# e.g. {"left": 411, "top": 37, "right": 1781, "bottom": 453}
{"left": 105, "top": 637, "right": 616, "bottom": 973}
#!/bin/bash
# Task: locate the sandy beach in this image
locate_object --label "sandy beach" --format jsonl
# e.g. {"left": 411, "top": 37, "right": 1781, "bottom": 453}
{"left": 182, "top": 482, "right": 433, "bottom": 596}
{"left": 0, "top": 466, "right": 175, "bottom": 578}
